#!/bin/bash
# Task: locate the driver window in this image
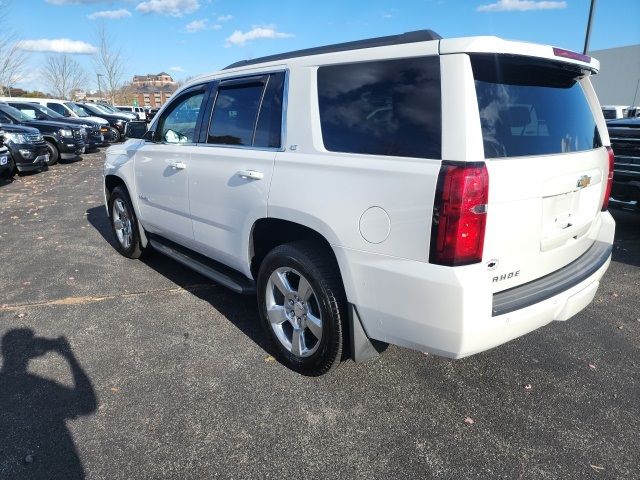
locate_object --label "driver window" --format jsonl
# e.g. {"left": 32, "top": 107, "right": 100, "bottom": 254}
{"left": 157, "top": 90, "right": 205, "bottom": 144}
{"left": 47, "top": 103, "right": 65, "bottom": 115}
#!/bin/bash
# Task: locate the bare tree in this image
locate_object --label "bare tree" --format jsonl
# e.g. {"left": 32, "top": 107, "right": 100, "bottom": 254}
{"left": 0, "top": 0, "right": 27, "bottom": 94}
{"left": 41, "top": 54, "right": 88, "bottom": 100}
{"left": 94, "top": 24, "right": 125, "bottom": 104}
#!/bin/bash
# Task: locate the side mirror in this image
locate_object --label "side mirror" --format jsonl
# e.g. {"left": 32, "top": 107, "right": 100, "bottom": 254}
{"left": 36, "top": 114, "right": 47, "bottom": 120}
{"left": 125, "top": 121, "right": 148, "bottom": 139}
{"left": 64, "top": 111, "right": 72, "bottom": 117}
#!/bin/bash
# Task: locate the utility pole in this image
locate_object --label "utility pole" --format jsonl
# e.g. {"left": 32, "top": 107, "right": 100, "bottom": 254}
{"left": 583, "top": 0, "right": 597, "bottom": 55}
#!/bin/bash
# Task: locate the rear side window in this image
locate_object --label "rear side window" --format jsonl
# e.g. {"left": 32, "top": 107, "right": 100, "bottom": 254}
{"left": 317, "top": 56, "right": 441, "bottom": 159}
{"left": 472, "top": 55, "right": 601, "bottom": 158}
{"left": 207, "top": 72, "right": 284, "bottom": 148}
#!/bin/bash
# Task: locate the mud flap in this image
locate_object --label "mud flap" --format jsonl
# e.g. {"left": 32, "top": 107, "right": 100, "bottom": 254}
{"left": 349, "top": 304, "right": 388, "bottom": 363}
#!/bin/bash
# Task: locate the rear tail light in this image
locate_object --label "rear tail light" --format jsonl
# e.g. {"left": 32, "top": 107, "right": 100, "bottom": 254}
{"left": 601, "top": 146, "right": 615, "bottom": 211}
{"left": 429, "top": 161, "right": 489, "bottom": 266}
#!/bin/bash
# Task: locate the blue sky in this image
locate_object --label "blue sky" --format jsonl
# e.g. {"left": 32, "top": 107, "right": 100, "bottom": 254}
{"left": 6, "top": 0, "right": 640, "bottom": 92}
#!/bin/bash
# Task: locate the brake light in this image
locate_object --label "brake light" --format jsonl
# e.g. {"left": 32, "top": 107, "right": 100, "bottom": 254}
{"left": 552, "top": 47, "right": 591, "bottom": 64}
{"left": 429, "top": 162, "right": 489, "bottom": 266}
{"left": 601, "top": 146, "right": 615, "bottom": 211}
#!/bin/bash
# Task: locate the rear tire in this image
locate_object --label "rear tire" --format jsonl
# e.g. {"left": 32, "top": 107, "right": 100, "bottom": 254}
{"left": 44, "top": 141, "right": 59, "bottom": 165}
{"left": 257, "top": 241, "right": 347, "bottom": 376}
{"left": 108, "top": 186, "right": 145, "bottom": 259}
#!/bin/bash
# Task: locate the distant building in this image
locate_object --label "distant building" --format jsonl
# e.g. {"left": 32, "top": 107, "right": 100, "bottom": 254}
{"left": 128, "top": 72, "right": 178, "bottom": 107}
{"left": 589, "top": 44, "right": 640, "bottom": 107}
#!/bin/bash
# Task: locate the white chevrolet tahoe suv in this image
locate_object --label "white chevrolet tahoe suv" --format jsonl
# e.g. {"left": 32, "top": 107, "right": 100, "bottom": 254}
{"left": 103, "top": 31, "right": 615, "bottom": 376}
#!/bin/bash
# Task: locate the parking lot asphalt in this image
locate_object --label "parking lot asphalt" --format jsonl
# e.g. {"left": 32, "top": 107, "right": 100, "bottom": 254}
{"left": 0, "top": 150, "right": 639, "bottom": 480}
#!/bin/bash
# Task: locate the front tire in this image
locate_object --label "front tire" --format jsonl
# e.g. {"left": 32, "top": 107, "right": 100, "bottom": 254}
{"left": 108, "top": 127, "right": 120, "bottom": 143}
{"left": 108, "top": 186, "right": 145, "bottom": 259}
{"left": 257, "top": 241, "right": 347, "bottom": 376}
{"left": 44, "top": 141, "right": 59, "bottom": 165}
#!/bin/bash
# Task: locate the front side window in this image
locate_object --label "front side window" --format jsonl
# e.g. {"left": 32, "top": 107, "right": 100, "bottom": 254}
{"left": 157, "top": 89, "right": 205, "bottom": 144}
{"left": 472, "top": 55, "right": 601, "bottom": 158}
{"left": 317, "top": 56, "right": 442, "bottom": 159}
{"left": 47, "top": 103, "right": 66, "bottom": 115}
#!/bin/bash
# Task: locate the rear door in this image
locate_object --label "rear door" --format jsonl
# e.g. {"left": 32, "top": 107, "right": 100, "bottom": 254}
{"left": 467, "top": 54, "right": 609, "bottom": 292}
{"left": 188, "top": 72, "right": 285, "bottom": 274}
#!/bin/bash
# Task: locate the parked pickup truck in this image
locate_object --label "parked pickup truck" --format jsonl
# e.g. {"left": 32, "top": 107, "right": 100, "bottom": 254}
{"left": 607, "top": 117, "right": 640, "bottom": 211}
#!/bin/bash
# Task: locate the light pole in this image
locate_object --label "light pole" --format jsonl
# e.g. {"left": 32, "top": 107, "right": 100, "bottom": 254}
{"left": 96, "top": 73, "right": 104, "bottom": 101}
{"left": 583, "top": 0, "right": 597, "bottom": 55}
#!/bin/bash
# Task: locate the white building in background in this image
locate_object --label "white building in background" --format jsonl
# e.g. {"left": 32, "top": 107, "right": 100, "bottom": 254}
{"left": 589, "top": 44, "right": 640, "bottom": 106}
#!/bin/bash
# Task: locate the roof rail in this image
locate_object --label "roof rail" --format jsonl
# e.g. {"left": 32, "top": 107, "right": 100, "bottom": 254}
{"left": 223, "top": 29, "right": 442, "bottom": 70}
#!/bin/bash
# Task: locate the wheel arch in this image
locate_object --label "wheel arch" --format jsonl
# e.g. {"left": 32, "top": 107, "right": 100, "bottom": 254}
{"left": 249, "top": 217, "right": 354, "bottom": 302}
{"left": 104, "top": 173, "right": 148, "bottom": 247}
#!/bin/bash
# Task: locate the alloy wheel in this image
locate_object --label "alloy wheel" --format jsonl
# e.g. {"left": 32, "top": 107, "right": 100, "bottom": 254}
{"left": 265, "top": 267, "right": 323, "bottom": 358}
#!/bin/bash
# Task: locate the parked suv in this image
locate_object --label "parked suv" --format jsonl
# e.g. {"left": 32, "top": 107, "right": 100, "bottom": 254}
{"left": 7, "top": 98, "right": 111, "bottom": 129}
{"left": 0, "top": 124, "right": 49, "bottom": 175}
{"left": 104, "top": 31, "right": 615, "bottom": 375}
{"left": 6, "top": 101, "right": 105, "bottom": 152}
{"left": 607, "top": 117, "right": 640, "bottom": 211}
{"left": 76, "top": 103, "right": 129, "bottom": 142}
{"left": 0, "top": 103, "right": 84, "bottom": 165}
{"left": 115, "top": 105, "right": 147, "bottom": 121}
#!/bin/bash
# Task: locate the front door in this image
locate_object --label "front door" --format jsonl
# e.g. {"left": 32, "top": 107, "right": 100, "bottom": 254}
{"left": 134, "top": 85, "right": 208, "bottom": 246}
{"left": 188, "top": 72, "right": 286, "bottom": 275}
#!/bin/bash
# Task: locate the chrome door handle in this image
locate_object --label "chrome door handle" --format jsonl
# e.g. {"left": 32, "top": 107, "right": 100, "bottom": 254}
{"left": 170, "top": 161, "right": 186, "bottom": 170}
{"left": 237, "top": 169, "right": 264, "bottom": 180}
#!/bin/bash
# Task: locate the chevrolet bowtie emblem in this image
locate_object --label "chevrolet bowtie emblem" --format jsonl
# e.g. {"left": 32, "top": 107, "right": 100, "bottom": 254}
{"left": 577, "top": 175, "right": 591, "bottom": 189}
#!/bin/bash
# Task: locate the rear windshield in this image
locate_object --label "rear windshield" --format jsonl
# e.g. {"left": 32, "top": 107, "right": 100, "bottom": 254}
{"left": 472, "top": 55, "right": 601, "bottom": 158}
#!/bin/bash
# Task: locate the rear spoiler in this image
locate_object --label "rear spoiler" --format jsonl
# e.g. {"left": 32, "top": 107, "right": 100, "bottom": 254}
{"left": 440, "top": 36, "right": 599, "bottom": 74}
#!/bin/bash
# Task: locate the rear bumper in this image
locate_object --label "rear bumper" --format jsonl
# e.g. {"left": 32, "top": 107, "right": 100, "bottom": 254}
{"left": 336, "top": 211, "right": 615, "bottom": 359}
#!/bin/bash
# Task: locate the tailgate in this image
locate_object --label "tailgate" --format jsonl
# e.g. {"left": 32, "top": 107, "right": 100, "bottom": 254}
{"left": 469, "top": 54, "right": 609, "bottom": 292}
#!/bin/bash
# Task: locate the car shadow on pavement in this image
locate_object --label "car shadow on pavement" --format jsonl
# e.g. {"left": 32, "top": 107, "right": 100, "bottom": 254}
{"left": 59, "top": 155, "right": 83, "bottom": 165}
{"left": 0, "top": 328, "right": 97, "bottom": 479}
{"left": 610, "top": 209, "right": 640, "bottom": 268}
{"left": 85, "top": 206, "right": 272, "bottom": 353}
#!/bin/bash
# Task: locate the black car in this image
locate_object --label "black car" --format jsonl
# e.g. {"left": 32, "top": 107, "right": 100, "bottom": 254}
{"left": 6, "top": 101, "right": 106, "bottom": 152}
{"left": 0, "top": 103, "right": 85, "bottom": 165}
{"left": 607, "top": 118, "right": 640, "bottom": 211}
{"left": 0, "top": 124, "right": 49, "bottom": 175}
{"left": 75, "top": 103, "right": 129, "bottom": 142}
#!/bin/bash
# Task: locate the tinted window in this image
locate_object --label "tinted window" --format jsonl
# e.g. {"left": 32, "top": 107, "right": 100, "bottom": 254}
{"left": 602, "top": 109, "right": 616, "bottom": 120}
{"left": 47, "top": 103, "right": 66, "bottom": 115}
{"left": 317, "top": 57, "right": 441, "bottom": 159}
{"left": 157, "top": 89, "right": 205, "bottom": 144}
{"left": 208, "top": 81, "right": 264, "bottom": 146}
{"left": 472, "top": 55, "right": 601, "bottom": 158}
{"left": 253, "top": 72, "right": 285, "bottom": 148}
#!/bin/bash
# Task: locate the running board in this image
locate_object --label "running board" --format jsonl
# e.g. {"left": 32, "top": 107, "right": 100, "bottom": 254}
{"left": 148, "top": 237, "right": 256, "bottom": 295}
